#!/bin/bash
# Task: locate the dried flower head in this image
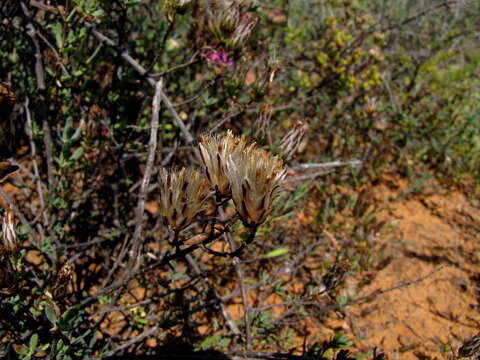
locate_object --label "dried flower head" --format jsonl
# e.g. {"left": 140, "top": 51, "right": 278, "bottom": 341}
{"left": 199, "top": 130, "right": 249, "bottom": 196}
{"left": 159, "top": 167, "right": 210, "bottom": 231}
{"left": 323, "top": 259, "right": 349, "bottom": 293}
{"left": 278, "top": 120, "right": 309, "bottom": 161}
{"left": 255, "top": 104, "right": 273, "bottom": 139}
{"left": 228, "top": 12, "right": 258, "bottom": 50}
{"left": 226, "top": 146, "right": 286, "bottom": 227}
{"left": 249, "top": 56, "right": 279, "bottom": 100}
{"left": 363, "top": 97, "right": 378, "bottom": 115}
{"left": 0, "top": 207, "right": 18, "bottom": 258}
{"left": 53, "top": 263, "right": 74, "bottom": 299}
{"left": 207, "top": 0, "right": 246, "bottom": 37}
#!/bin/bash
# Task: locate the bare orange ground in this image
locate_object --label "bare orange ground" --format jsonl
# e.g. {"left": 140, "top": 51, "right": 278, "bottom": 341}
{"left": 325, "top": 179, "right": 480, "bottom": 359}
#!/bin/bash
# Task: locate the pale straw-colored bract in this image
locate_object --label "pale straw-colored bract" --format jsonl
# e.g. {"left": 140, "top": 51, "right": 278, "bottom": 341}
{"left": 198, "top": 130, "right": 249, "bottom": 196}
{"left": 1, "top": 207, "right": 18, "bottom": 257}
{"left": 159, "top": 167, "right": 210, "bottom": 231}
{"left": 225, "top": 145, "right": 286, "bottom": 227}
{"left": 278, "top": 120, "right": 309, "bottom": 161}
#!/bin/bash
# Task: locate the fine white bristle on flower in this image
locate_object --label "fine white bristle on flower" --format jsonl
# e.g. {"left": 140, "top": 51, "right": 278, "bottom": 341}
{"left": 159, "top": 167, "right": 211, "bottom": 231}
{"left": 198, "top": 130, "right": 250, "bottom": 196}
{"left": 225, "top": 145, "right": 286, "bottom": 226}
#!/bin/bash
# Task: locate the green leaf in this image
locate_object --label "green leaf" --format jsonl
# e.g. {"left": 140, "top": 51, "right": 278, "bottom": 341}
{"left": 48, "top": 22, "right": 64, "bottom": 49}
{"left": 198, "top": 335, "right": 220, "bottom": 350}
{"left": 217, "top": 337, "right": 230, "bottom": 348}
{"left": 45, "top": 303, "right": 58, "bottom": 325}
{"left": 29, "top": 333, "right": 38, "bottom": 351}
{"left": 52, "top": 197, "right": 68, "bottom": 209}
{"left": 18, "top": 224, "right": 30, "bottom": 236}
{"left": 172, "top": 270, "right": 186, "bottom": 281}
{"left": 59, "top": 306, "right": 81, "bottom": 332}
{"left": 62, "top": 118, "right": 73, "bottom": 142}
{"left": 355, "top": 354, "right": 369, "bottom": 360}
{"left": 91, "top": 9, "right": 105, "bottom": 17}
{"left": 88, "top": 332, "right": 98, "bottom": 348}
{"left": 126, "top": 0, "right": 141, "bottom": 6}
{"left": 264, "top": 247, "right": 289, "bottom": 258}
{"left": 294, "top": 182, "right": 309, "bottom": 200}
{"left": 56, "top": 339, "right": 64, "bottom": 351}
{"left": 69, "top": 147, "right": 84, "bottom": 162}
{"left": 333, "top": 332, "right": 352, "bottom": 348}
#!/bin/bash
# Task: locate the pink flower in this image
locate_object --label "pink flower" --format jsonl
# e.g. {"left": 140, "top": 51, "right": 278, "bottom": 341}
{"left": 207, "top": 49, "right": 234, "bottom": 70}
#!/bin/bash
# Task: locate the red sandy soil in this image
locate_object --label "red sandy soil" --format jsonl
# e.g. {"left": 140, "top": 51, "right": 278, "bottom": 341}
{"left": 327, "top": 178, "right": 480, "bottom": 359}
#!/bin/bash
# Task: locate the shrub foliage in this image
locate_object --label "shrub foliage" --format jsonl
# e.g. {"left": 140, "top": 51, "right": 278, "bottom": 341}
{"left": 0, "top": 0, "right": 479, "bottom": 358}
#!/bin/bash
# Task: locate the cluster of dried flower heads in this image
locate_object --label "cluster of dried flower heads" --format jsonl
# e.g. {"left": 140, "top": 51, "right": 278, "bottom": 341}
{"left": 159, "top": 131, "right": 286, "bottom": 232}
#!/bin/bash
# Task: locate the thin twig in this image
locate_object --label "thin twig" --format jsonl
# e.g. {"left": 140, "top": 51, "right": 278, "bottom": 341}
{"left": 42, "top": 118, "right": 55, "bottom": 191}
{"left": 29, "top": 0, "right": 57, "bottom": 13}
{"left": 380, "top": 1, "right": 458, "bottom": 32}
{"left": 102, "top": 326, "right": 158, "bottom": 357}
{"left": 219, "top": 208, "right": 252, "bottom": 348}
{"left": 128, "top": 79, "right": 163, "bottom": 273}
{"left": 150, "top": 53, "right": 199, "bottom": 78}
{"left": 24, "top": 97, "right": 48, "bottom": 228}
{"left": 292, "top": 160, "right": 362, "bottom": 171}
{"left": 209, "top": 108, "right": 245, "bottom": 132}
{"left": 185, "top": 254, "right": 241, "bottom": 336}
{"left": 35, "top": 31, "right": 69, "bottom": 77}
{"left": 24, "top": 2, "right": 55, "bottom": 190}
{"left": 293, "top": 169, "right": 335, "bottom": 181}
{"left": 86, "top": 23, "right": 195, "bottom": 144}
{"left": 20, "top": 0, "right": 45, "bottom": 90}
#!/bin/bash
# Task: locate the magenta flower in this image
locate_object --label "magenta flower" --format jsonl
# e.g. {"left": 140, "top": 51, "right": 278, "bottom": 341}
{"left": 207, "top": 49, "right": 234, "bottom": 70}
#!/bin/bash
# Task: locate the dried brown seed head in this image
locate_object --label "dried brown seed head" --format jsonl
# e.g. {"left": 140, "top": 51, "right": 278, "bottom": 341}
{"left": 199, "top": 130, "right": 250, "bottom": 196}
{"left": 53, "top": 263, "right": 74, "bottom": 299}
{"left": 159, "top": 167, "right": 211, "bottom": 231}
{"left": 278, "top": 120, "right": 309, "bottom": 161}
{"left": 226, "top": 146, "right": 286, "bottom": 226}
{"left": 255, "top": 104, "right": 273, "bottom": 139}
{"left": 1, "top": 207, "right": 18, "bottom": 258}
{"left": 207, "top": 0, "right": 245, "bottom": 36}
{"left": 229, "top": 12, "right": 258, "bottom": 50}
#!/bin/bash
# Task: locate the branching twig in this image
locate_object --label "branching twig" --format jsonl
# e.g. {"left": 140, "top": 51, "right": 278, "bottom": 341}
{"left": 185, "top": 254, "right": 241, "bottom": 336}
{"left": 85, "top": 23, "right": 195, "bottom": 144}
{"left": 219, "top": 208, "right": 252, "bottom": 348}
{"left": 292, "top": 160, "right": 362, "bottom": 171}
{"left": 24, "top": 97, "right": 48, "bottom": 228}
{"left": 102, "top": 326, "right": 158, "bottom": 357}
{"left": 380, "top": 1, "right": 458, "bottom": 32}
{"left": 23, "top": 2, "right": 55, "bottom": 191}
{"left": 128, "top": 79, "right": 163, "bottom": 273}
{"left": 20, "top": 0, "right": 45, "bottom": 90}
